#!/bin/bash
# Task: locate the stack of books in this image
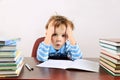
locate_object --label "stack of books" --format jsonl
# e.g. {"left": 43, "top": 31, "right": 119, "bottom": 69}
{"left": 99, "top": 38, "right": 120, "bottom": 76}
{"left": 0, "top": 38, "right": 24, "bottom": 77}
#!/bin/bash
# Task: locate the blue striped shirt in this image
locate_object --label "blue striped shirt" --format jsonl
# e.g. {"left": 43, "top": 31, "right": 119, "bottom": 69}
{"left": 37, "top": 41, "right": 82, "bottom": 62}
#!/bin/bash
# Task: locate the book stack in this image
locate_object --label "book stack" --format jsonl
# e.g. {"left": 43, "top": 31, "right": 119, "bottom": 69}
{"left": 0, "top": 38, "right": 24, "bottom": 77}
{"left": 99, "top": 38, "right": 120, "bottom": 76}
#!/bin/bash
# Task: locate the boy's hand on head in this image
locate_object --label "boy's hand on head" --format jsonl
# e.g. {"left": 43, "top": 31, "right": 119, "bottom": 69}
{"left": 44, "top": 21, "right": 54, "bottom": 45}
{"left": 46, "top": 21, "right": 54, "bottom": 36}
{"left": 66, "top": 26, "right": 73, "bottom": 39}
{"left": 66, "top": 25, "right": 76, "bottom": 45}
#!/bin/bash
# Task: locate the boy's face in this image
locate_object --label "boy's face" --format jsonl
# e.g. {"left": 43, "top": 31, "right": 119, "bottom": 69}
{"left": 51, "top": 24, "right": 67, "bottom": 50}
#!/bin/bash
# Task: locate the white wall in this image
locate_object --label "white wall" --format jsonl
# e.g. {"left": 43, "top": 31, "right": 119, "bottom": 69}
{"left": 0, "top": 0, "right": 120, "bottom": 58}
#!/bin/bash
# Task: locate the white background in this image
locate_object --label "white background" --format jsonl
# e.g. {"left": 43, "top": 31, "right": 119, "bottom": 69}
{"left": 0, "top": 0, "right": 120, "bottom": 58}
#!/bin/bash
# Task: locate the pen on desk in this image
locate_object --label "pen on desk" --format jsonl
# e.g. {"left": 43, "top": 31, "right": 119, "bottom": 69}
{"left": 25, "top": 63, "right": 34, "bottom": 71}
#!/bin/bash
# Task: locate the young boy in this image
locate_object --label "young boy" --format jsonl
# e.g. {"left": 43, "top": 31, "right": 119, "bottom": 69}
{"left": 37, "top": 15, "right": 82, "bottom": 62}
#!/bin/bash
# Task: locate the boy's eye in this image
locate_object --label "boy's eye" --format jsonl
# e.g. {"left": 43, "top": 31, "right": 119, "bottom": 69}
{"left": 62, "top": 34, "right": 66, "bottom": 37}
{"left": 52, "top": 33, "right": 57, "bottom": 36}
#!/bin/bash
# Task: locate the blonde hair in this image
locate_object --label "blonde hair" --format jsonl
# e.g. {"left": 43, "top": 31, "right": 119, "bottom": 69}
{"left": 45, "top": 15, "right": 74, "bottom": 30}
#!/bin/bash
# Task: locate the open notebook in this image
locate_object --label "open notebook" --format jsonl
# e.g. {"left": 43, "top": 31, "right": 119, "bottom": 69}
{"left": 36, "top": 59, "right": 99, "bottom": 72}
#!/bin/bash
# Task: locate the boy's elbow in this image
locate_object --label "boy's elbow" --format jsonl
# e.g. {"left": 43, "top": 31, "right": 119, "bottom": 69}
{"left": 71, "top": 53, "right": 83, "bottom": 60}
{"left": 37, "top": 55, "right": 48, "bottom": 62}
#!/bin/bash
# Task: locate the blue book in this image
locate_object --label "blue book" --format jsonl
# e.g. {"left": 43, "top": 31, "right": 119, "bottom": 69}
{"left": 0, "top": 38, "right": 21, "bottom": 46}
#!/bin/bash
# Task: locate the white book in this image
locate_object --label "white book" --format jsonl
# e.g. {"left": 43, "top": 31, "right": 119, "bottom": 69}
{"left": 36, "top": 59, "right": 99, "bottom": 72}
{"left": 101, "top": 47, "right": 120, "bottom": 55}
{"left": 99, "top": 38, "right": 120, "bottom": 46}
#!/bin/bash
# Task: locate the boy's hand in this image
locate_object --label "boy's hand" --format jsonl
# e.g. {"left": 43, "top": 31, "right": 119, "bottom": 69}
{"left": 44, "top": 21, "right": 54, "bottom": 45}
{"left": 46, "top": 21, "right": 54, "bottom": 36}
{"left": 66, "top": 25, "right": 76, "bottom": 45}
{"left": 66, "top": 26, "right": 73, "bottom": 39}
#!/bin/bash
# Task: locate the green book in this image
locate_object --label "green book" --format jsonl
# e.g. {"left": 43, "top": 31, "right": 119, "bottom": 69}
{"left": 0, "top": 50, "right": 17, "bottom": 58}
{"left": 0, "top": 57, "right": 24, "bottom": 71}
{"left": 0, "top": 56, "right": 23, "bottom": 67}
{"left": 100, "top": 65, "right": 120, "bottom": 76}
{"left": 0, "top": 62, "right": 24, "bottom": 75}
{"left": 0, "top": 51, "right": 21, "bottom": 62}
{"left": 0, "top": 45, "right": 17, "bottom": 52}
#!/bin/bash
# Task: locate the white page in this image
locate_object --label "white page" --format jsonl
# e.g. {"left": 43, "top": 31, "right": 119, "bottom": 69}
{"left": 68, "top": 59, "right": 99, "bottom": 72}
{"left": 36, "top": 59, "right": 99, "bottom": 72}
{"left": 36, "top": 59, "right": 72, "bottom": 69}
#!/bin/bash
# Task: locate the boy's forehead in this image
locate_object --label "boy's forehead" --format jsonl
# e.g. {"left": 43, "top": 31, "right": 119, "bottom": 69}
{"left": 54, "top": 25, "right": 66, "bottom": 33}
{"left": 55, "top": 25, "right": 66, "bottom": 30}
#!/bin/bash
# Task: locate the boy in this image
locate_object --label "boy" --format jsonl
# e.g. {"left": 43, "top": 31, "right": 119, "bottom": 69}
{"left": 37, "top": 15, "right": 82, "bottom": 62}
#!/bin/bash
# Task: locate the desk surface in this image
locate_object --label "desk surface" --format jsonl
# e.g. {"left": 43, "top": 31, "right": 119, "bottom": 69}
{"left": 1, "top": 57, "right": 120, "bottom": 80}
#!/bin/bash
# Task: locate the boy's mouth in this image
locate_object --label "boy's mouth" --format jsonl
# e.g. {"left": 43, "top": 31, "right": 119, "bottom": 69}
{"left": 56, "top": 44, "right": 60, "bottom": 47}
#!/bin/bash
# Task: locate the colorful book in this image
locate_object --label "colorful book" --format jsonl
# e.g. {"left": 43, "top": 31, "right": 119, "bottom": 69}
{"left": 99, "top": 42, "right": 120, "bottom": 52}
{"left": 100, "top": 57, "right": 120, "bottom": 69}
{"left": 0, "top": 45, "right": 17, "bottom": 52}
{"left": 0, "top": 51, "right": 21, "bottom": 62}
{"left": 0, "top": 37, "right": 20, "bottom": 46}
{"left": 101, "top": 49, "right": 120, "bottom": 59}
{"left": 100, "top": 65, "right": 120, "bottom": 76}
{"left": 0, "top": 50, "right": 17, "bottom": 58}
{"left": 0, "top": 57, "right": 24, "bottom": 71}
{"left": 100, "top": 53, "right": 120, "bottom": 64}
{"left": 100, "top": 60, "right": 120, "bottom": 73}
{"left": 0, "top": 62, "right": 24, "bottom": 75}
{"left": 99, "top": 38, "right": 120, "bottom": 46}
{"left": 0, "top": 56, "right": 23, "bottom": 67}
{"left": 101, "top": 47, "right": 120, "bottom": 55}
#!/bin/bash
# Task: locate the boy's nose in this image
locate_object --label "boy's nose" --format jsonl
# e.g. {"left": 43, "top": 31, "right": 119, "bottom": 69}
{"left": 56, "top": 40, "right": 61, "bottom": 42}
{"left": 57, "top": 35, "right": 61, "bottom": 39}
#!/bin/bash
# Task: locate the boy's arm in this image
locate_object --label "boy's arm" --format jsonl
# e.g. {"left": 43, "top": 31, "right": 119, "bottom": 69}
{"left": 66, "top": 25, "right": 82, "bottom": 60}
{"left": 44, "top": 21, "right": 54, "bottom": 45}
{"left": 37, "top": 21, "right": 54, "bottom": 62}
{"left": 37, "top": 42, "right": 50, "bottom": 62}
{"left": 66, "top": 25, "right": 76, "bottom": 45}
{"left": 66, "top": 42, "right": 83, "bottom": 60}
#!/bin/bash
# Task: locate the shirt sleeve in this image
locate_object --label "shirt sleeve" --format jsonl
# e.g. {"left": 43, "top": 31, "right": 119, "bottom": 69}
{"left": 66, "top": 41, "right": 83, "bottom": 60}
{"left": 37, "top": 42, "right": 50, "bottom": 62}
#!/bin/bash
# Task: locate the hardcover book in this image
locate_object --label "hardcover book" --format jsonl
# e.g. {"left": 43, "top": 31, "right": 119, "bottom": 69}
{"left": 101, "top": 47, "right": 120, "bottom": 55}
{"left": 0, "top": 62, "right": 24, "bottom": 77}
{"left": 100, "top": 57, "right": 120, "bottom": 69}
{"left": 0, "top": 56, "right": 23, "bottom": 67}
{"left": 0, "top": 38, "right": 20, "bottom": 46}
{"left": 100, "top": 53, "right": 120, "bottom": 64}
{"left": 0, "top": 57, "right": 24, "bottom": 71}
{"left": 0, "top": 45, "right": 17, "bottom": 51}
{"left": 99, "top": 38, "right": 120, "bottom": 46}
{"left": 100, "top": 65, "right": 120, "bottom": 76}
{"left": 100, "top": 60, "right": 120, "bottom": 73}
{"left": 0, "top": 51, "right": 21, "bottom": 62}
{"left": 99, "top": 42, "right": 120, "bottom": 52}
{"left": 101, "top": 49, "right": 120, "bottom": 59}
{"left": 0, "top": 50, "right": 18, "bottom": 58}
